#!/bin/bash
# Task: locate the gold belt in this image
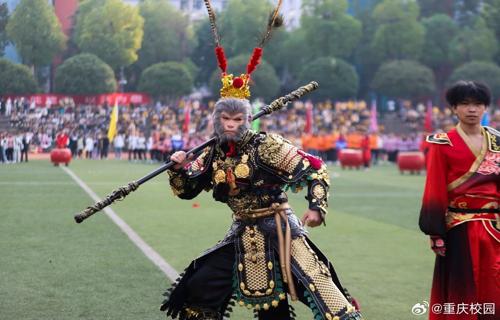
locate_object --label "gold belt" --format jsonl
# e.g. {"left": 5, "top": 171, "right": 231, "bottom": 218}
{"left": 234, "top": 203, "right": 298, "bottom": 301}
{"left": 446, "top": 200, "right": 500, "bottom": 229}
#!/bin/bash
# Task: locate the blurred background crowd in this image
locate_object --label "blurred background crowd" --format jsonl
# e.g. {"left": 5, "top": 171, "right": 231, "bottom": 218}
{"left": 2, "top": 0, "right": 500, "bottom": 165}
{"left": 3, "top": 96, "right": 499, "bottom": 165}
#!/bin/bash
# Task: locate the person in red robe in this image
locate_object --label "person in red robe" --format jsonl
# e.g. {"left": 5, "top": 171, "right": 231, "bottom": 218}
{"left": 55, "top": 130, "right": 69, "bottom": 149}
{"left": 360, "top": 130, "right": 371, "bottom": 169}
{"left": 420, "top": 81, "right": 500, "bottom": 320}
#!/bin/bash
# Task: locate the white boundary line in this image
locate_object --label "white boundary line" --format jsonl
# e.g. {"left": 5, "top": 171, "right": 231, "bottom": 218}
{"left": 61, "top": 166, "right": 179, "bottom": 282}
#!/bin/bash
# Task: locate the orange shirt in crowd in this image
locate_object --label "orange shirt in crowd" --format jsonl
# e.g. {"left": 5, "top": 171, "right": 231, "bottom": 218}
{"left": 346, "top": 133, "right": 363, "bottom": 149}
{"left": 316, "top": 135, "right": 328, "bottom": 152}
{"left": 308, "top": 135, "right": 322, "bottom": 151}
{"left": 369, "top": 134, "right": 379, "bottom": 149}
{"left": 321, "top": 133, "right": 337, "bottom": 151}
{"left": 301, "top": 134, "right": 313, "bottom": 151}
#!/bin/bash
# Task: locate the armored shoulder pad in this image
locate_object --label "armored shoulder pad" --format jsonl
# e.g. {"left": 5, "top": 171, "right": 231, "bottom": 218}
{"left": 426, "top": 133, "right": 452, "bottom": 146}
{"left": 484, "top": 126, "right": 500, "bottom": 153}
{"left": 185, "top": 145, "right": 215, "bottom": 178}
{"left": 255, "top": 133, "right": 310, "bottom": 182}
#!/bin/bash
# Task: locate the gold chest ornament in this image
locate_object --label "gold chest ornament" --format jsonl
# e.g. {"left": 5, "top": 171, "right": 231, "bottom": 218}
{"left": 234, "top": 154, "right": 251, "bottom": 179}
{"left": 214, "top": 169, "right": 226, "bottom": 184}
{"left": 212, "top": 160, "right": 226, "bottom": 184}
{"left": 212, "top": 153, "right": 250, "bottom": 186}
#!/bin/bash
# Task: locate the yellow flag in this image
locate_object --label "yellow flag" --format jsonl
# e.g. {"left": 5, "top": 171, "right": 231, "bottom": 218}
{"left": 107, "top": 101, "right": 118, "bottom": 141}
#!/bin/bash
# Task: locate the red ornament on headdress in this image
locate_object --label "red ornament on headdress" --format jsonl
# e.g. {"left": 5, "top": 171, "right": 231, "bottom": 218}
{"left": 247, "top": 47, "right": 263, "bottom": 75}
{"left": 215, "top": 46, "right": 227, "bottom": 73}
{"left": 232, "top": 77, "right": 244, "bottom": 88}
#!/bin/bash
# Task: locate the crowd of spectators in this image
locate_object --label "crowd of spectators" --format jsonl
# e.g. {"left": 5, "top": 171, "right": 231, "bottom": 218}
{"left": 1, "top": 96, "right": 499, "bottom": 165}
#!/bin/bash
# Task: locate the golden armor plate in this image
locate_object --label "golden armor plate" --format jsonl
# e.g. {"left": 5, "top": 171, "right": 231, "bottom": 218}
{"left": 313, "top": 184, "right": 326, "bottom": 199}
{"left": 214, "top": 169, "right": 226, "bottom": 184}
{"left": 235, "top": 163, "right": 250, "bottom": 179}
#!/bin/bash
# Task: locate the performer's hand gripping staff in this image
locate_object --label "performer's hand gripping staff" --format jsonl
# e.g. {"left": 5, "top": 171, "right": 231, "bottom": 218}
{"left": 74, "top": 81, "right": 318, "bottom": 224}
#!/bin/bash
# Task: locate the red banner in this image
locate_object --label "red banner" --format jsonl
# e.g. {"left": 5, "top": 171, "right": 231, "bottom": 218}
{"left": 304, "top": 100, "right": 313, "bottom": 134}
{"left": 1, "top": 93, "right": 151, "bottom": 107}
{"left": 424, "top": 100, "right": 433, "bottom": 133}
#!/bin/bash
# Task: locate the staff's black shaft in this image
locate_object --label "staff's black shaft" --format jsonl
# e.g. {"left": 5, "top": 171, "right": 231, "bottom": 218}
{"left": 137, "top": 137, "right": 216, "bottom": 185}
{"left": 74, "top": 81, "right": 318, "bottom": 223}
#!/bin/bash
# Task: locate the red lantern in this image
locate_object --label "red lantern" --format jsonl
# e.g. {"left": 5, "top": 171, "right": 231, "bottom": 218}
{"left": 50, "top": 148, "right": 72, "bottom": 166}
{"left": 338, "top": 149, "right": 363, "bottom": 169}
{"left": 397, "top": 151, "right": 425, "bottom": 174}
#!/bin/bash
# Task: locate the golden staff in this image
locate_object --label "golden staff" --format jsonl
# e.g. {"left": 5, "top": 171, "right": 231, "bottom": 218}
{"left": 74, "top": 81, "right": 319, "bottom": 224}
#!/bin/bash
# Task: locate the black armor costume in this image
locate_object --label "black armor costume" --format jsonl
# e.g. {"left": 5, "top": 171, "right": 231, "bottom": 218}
{"left": 161, "top": 130, "right": 363, "bottom": 320}
{"left": 161, "top": 2, "right": 363, "bottom": 317}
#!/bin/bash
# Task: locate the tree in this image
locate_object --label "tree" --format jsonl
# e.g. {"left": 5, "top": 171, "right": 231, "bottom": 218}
{"left": 483, "top": 0, "right": 500, "bottom": 34}
{"left": 421, "top": 14, "right": 458, "bottom": 69}
{"left": 421, "top": 14, "right": 459, "bottom": 100}
{"left": 448, "top": 17, "right": 498, "bottom": 66}
{"left": 217, "top": 0, "right": 277, "bottom": 57}
{"left": 0, "top": 3, "right": 8, "bottom": 55}
{"left": 6, "top": 0, "right": 65, "bottom": 69}
{"left": 455, "top": 0, "right": 482, "bottom": 25}
{"left": 74, "top": 0, "right": 144, "bottom": 70}
{"left": 137, "top": 0, "right": 191, "bottom": 69}
{"left": 122, "top": 0, "right": 191, "bottom": 90}
{"left": 353, "top": 6, "right": 381, "bottom": 98}
{"left": 482, "top": 0, "right": 500, "bottom": 63}
{"left": 417, "top": 0, "right": 454, "bottom": 18}
{"left": 54, "top": 53, "right": 117, "bottom": 95}
{"left": 371, "top": 60, "right": 436, "bottom": 100}
{"left": 371, "top": 0, "right": 425, "bottom": 62}
{"left": 448, "top": 61, "right": 500, "bottom": 95}
{"left": 209, "top": 55, "right": 280, "bottom": 101}
{"left": 254, "top": 24, "right": 288, "bottom": 83}
{"left": 277, "top": 28, "right": 313, "bottom": 92}
{"left": 301, "top": 0, "right": 362, "bottom": 59}
{"left": 298, "top": 57, "right": 359, "bottom": 101}
{"left": 0, "top": 58, "right": 38, "bottom": 95}
{"left": 181, "top": 58, "right": 199, "bottom": 84}
{"left": 191, "top": 19, "right": 218, "bottom": 85}
{"left": 138, "top": 62, "right": 193, "bottom": 100}
{"left": 350, "top": 0, "right": 380, "bottom": 16}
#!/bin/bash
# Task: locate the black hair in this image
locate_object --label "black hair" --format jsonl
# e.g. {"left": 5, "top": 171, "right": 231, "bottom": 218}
{"left": 445, "top": 80, "right": 491, "bottom": 107}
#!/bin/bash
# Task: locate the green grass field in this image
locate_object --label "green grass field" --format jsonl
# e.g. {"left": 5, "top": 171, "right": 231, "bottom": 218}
{"left": 0, "top": 160, "right": 435, "bottom": 320}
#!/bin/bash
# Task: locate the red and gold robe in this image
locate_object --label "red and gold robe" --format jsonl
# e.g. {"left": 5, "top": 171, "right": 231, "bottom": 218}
{"left": 420, "top": 124, "right": 500, "bottom": 320}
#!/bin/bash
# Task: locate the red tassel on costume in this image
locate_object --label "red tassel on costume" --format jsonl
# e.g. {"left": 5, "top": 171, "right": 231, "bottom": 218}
{"left": 215, "top": 46, "right": 227, "bottom": 73}
{"left": 226, "top": 142, "right": 236, "bottom": 157}
{"left": 247, "top": 47, "right": 263, "bottom": 75}
{"left": 351, "top": 298, "right": 361, "bottom": 311}
{"left": 298, "top": 150, "right": 323, "bottom": 170}
{"left": 226, "top": 167, "right": 240, "bottom": 195}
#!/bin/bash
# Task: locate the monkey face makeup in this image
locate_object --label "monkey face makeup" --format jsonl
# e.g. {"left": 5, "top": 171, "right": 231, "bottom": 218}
{"left": 213, "top": 98, "right": 251, "bottom": 143}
